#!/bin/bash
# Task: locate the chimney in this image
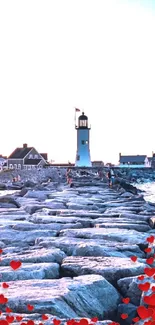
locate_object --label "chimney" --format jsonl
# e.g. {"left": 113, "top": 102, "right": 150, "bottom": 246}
{"left": 23, "top": 143, "right": 27, "bottom": 148}
{"left": 119, "top": 152, "right": 121, "bottom": 161}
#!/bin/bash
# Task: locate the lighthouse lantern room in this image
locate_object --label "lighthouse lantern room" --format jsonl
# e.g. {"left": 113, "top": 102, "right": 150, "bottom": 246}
{"left": 75, "top": 112, "right": 92, "bottom": 167}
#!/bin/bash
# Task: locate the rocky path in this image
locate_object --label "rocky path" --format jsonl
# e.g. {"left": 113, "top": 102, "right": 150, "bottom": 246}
{"left": 0, "top": 174, "right": 155, "bottom": 325}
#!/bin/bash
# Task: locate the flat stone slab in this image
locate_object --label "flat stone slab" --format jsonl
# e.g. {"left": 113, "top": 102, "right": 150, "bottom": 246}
{"left": 36, "top": 236, "right": 144, "bottom": 258}
{"left": 4, "top": 275, "right": 120, "bottom": 319}
{"left": 0, "top": 229, "right": 58, "bottom": 245}
{"left": 61, "top": 256, "right": 146, "bottom": 284}
{"left": 59, "top": 228, "right": 149, "bottom": 245}
{"left": 0, "top": 247, "right": 66, "bottom": 265}
{"left": 0, "top": 262, "right": 59, "bottom": 281}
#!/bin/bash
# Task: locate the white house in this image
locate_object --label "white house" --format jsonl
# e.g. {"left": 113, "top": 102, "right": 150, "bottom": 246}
{"left": 119, "top": 153, "right": 151, "bottom": 168}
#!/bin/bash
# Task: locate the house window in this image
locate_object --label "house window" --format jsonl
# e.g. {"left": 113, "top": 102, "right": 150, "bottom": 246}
{"left": 29, "top": 154, "right": 33, "bottom": 159}
{"left": 14, "top": 164, "right": 17, "bottom": 169}
{"left": 18, "top": 164, "right": 21, "bottom": 169}
{"left": 77, "top": 155, "right": 80, "bottom": 161}
{"left": 9, "top": 164, "right": 13, "bottom": 169}
{"left": 34, "top": 154, "right": 38, "bottom": 159}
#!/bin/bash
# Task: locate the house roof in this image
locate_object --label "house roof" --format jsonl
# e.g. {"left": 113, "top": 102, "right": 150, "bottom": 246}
{"left": 120, "top": 155, "right": 147, "bottom": 163}
{"left": 40, "top": 153, "right": 48, "bottom": 161}
{"left": 24, "top": 159, "right": 42, "bottom": 165}
{"left": 8, "top": 147, "right": 33, "bottom": 159}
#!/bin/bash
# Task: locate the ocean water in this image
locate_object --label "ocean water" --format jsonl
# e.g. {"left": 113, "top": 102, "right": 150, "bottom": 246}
{"left": 0, "top": 190, "right": 19, "bottom": 197}
{"left": 135, "top": 182, "right": 155, "bottom": 203}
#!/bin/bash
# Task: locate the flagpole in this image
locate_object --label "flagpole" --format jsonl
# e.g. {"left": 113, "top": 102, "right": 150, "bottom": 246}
{"left": 74, "top": 108, "right": 76, "bottom": 128}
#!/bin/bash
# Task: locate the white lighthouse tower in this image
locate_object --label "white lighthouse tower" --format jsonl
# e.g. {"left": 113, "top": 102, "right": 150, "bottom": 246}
{"left": 75, "top": 112, "right": 92, "bottom": 167}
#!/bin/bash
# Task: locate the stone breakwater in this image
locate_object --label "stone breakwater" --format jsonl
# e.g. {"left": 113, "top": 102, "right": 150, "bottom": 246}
{"left": 0, "top": 171, "right": 155, "bottom": 325}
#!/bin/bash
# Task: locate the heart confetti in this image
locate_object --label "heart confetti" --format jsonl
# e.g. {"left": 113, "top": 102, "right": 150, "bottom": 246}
{"left": 6, "top": 316, "right": 14, "bottom": 323}
{"left": 144, "top": 267, "right": 155, "bottom": 277}
{"left": 27, "top": 304, "right": 34, "bottom": 311}
{"left": 130, "top": 256, "right": 137, "bottom": 262}
{"left": 137, "top": 306, "right": 152, "bottom": 319}
{"left": 10, "top": 260, "right": 22, "bottom": 270}
{"left": 2, "top": 283, "right": 9, "bottom": 289}
{"left": 146, "top": 235, "right": 155, "bottom": 244}
{"left": 144, "top": 247, "right": 152, "bottom": 253}
{"left": 120, "top": 313, "right": 128, "bottom": 319}
{"left": 16, "top": 316, "right": 23, "bottom": 322}
{"left": 138, "top": 282, "right": 151, "bottom": 291}
{"left": 42, "top": 314, "right": 48, "bottom": 320}
{"left": 122, "top": 297, "right": 130, "bottom": 304}
{"left": 0, "top": 294, "right": 8, "bottom": 304}
{"left": 146, "top": 257, "right": 155, "bottom": 264}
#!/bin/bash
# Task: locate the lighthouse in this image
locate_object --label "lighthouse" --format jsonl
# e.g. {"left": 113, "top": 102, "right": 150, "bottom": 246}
{"left": 75, "top": 112, "right": 92, "bottom": 167}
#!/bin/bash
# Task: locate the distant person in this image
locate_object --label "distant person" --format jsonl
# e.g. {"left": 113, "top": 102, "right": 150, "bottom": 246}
{"left": 107, "top": 169, "right": 112, "bottom": 187}
{"left": 111, "top": 169, "right": 115, "bottom": 186}
{"left": 66, "top": 168, "right": 72, "bottom": 184}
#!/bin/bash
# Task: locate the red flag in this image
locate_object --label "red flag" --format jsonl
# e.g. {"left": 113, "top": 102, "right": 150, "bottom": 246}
{"left": 75, "top": 108, "right": 80, "bottom": 112}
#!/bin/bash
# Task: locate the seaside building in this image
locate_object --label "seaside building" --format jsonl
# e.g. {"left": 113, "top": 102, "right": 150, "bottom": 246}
{"left": 7, "top": 144, "right": 48, "bottom": 170}
{"left": 75, "top": 112, "right": 92, "bottom": 167}
{"left": 118, "top": 153, "right": 151, "bottom": 168}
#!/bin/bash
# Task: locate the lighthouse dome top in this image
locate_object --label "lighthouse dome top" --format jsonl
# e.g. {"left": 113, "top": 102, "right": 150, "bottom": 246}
{"left": 79, "top": 112, "right": 88, "bottom": 120}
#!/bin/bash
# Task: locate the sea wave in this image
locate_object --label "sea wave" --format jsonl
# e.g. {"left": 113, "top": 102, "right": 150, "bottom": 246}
{"left": 135, "top": 182, "right": 155, "bottom": 203}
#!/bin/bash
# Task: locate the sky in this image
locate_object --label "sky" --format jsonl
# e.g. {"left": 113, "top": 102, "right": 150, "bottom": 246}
{"left": 0, "top": 0, "right": 155, "bottom": 164}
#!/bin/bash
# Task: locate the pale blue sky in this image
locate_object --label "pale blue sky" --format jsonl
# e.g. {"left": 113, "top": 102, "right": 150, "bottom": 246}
{"left": 0, "top": 0, "right": 155, "bottom": 164}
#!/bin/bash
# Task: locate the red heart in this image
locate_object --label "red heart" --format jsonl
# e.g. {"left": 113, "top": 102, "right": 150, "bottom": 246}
{"left": 27, "top": 321, "right": 34, "bottom": 325}
{"left": 138, "top": 282, "right": 151, "bottom": 291}
{"left": 121, "top": 314, "right": 128, "bottom": 319}
{"left": 146, "top": 257, "right": 154, "bottom": 264}
{"left": 53, "top": 319, "right": 61, "bottom": 325}
{"left": 79, "top": 319, "right": 89, "bottom": 325}
{"left": 132, "top": 317, "right": 140, "bottom": 322}
{"left": 144, "top": 267, "right": 155, "bottom": 277}
{"left": 6, "top": 316, "right": 14, "bottom": 323}
{"left": 0, "top": 249, "right": 3, "bottom": 254}
{"left": 2, "top": 283, "right": 9, "bottom": 289}
{"left": 122, "top": 297, "right": 130, "bottom": 304}
{"left": 130, "top": 256, "right": 137, "bottom": 262}
{"left": 66, "top": 320, "right": 75, "bottom": 325}
{"left": 16, "top": 316, "right": 23, "bottom": 322}
{"left": 10, "top": 260, "right": 22, "bottom": 270}
{"left": 27, "top": 304, "right": 34, "bottom": 311}
{"left": 42, "top": 315, "right": 48, "bottom": 321}
{"left": 152, "top": 287, "right": 155, "bottom": 292}
{"left": 91, "top": 318, "right": 98, "bottom": 322}
{"left": 144, "top": 248, "right": 152, "bottom": 253}
{"left": 147, "top": 236, "right": 155, "bottom": 243}
{"left": 0, "top": 321, "right": 9, "bottom": 325}
{"left": 0, "top": 294, "right": 8, "bottom": 304}
{"left": 137, "top": 306, "right": 152, "bottom": 319}
{"left": 6, "top": 307, "right": 12, "bottom": 313}
{"left": 138, "top": 275, "right": 145, "bottom": 280}
{"left": 143, "top": 293, "right": 155, "bottom": 306}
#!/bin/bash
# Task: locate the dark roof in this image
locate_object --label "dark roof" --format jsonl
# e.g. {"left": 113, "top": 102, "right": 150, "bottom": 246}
{"left": 120, "top": 155, "right": 147, "bottom": 163}
{"left": 40, "top": 153, "right": 48, "bottom": 161}
{"left": 8, "top": 147, "right": 33, "bottom": 159}
{"left": 24, "top": 159, "right": 42, "bottom": 165}
{"left": 50, "top": 163, "right": 75, "bottom": 167}
{"left": 79, "top": 112, "right": 88, "bottom": 120}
